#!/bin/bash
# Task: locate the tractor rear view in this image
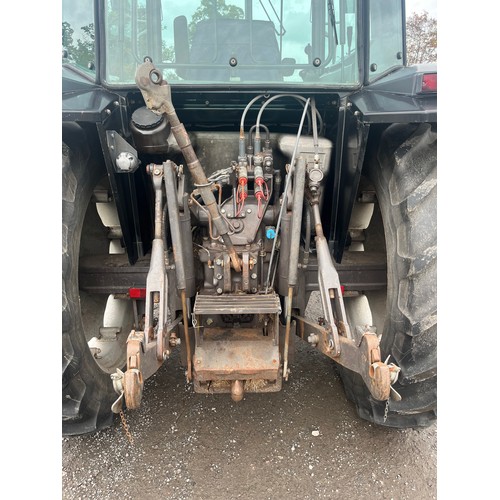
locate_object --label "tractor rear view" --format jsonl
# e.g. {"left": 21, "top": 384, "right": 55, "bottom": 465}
{"left": 62, "top": 0, "right": 436, "bottom": 435}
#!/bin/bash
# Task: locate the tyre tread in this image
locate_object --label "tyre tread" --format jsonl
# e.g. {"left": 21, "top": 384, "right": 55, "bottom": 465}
{"left": 62, "top": 140, "right": 116, "bottom": 435}
{"left": 339, "top": 123, "right": 437, "bottom": 428}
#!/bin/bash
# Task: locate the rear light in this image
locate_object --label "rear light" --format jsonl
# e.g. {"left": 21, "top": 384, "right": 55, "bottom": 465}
{"left": 340, "top": 285, "right": 345, "bottom": 296}
{"left": 418, "top": 73, "right": 437, "bottom": 93}
{"left": 129, "top": 287, "right": 146, "bottom": 299}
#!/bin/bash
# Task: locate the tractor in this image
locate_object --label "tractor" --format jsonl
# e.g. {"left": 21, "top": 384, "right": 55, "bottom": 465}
{"left": 62, "top": 0, "right": 436, "bottom": 435}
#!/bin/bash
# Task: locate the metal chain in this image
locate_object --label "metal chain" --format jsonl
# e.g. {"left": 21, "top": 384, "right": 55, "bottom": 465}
{"left": 383, "top": 399, "right": 390, "bottom": 423}
{"left": 119, "top": 410, "right": 134, "bottom": 445}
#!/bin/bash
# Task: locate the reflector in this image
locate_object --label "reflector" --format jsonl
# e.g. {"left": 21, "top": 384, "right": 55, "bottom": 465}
{"left": 421, "top": 73, "right": 437, "bottom": 93}
{"left": 129, "top": 288, "right": 146, "bottom": 299}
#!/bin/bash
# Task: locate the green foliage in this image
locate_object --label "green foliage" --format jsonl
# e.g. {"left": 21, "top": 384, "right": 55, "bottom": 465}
{"left": 62, "top": 21, "right": 74, "bottom": 51}
{"left": 62, "top": 21, "right": 95, "bottom": 69}
{"left": 189, "top": 0, "right": 244, "bottom": 39}
{"left": 191, "top": 0, "right": 244, "bottom": 24}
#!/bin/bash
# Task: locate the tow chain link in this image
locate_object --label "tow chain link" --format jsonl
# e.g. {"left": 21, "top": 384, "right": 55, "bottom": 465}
{"left": 383, "top": 399, "right": 390, "bottom": 423}
{"left": 119, "top": 409, "right": 134, "bottom": 445}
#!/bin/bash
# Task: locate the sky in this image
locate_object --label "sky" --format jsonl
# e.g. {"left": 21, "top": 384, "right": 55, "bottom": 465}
{"left": 406, "top": 0, "right": 436, "bottom": 17}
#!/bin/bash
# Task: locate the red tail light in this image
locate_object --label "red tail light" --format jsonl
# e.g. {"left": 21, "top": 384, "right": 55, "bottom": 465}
{"left": 129, "top": 287, "right": 146, "bottom": 299}
{"left": 418, "top": 73, "right": 437, "bottom": 93}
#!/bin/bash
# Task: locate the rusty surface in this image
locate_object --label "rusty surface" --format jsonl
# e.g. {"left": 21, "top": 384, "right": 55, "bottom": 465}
{"left": 193, "top": 327, "right": 280, "bottom": 382}
{"left": 223, "top": 253, "right": 231, "bottom": 292}
{"left": 294, "top": 315, "right": 391, "bottom": 401}
{"left": 123, "top": 369, "right": 143, "bottom": 410}
{"left": 181, "top": 290, "right": 192, "bottom": 381}
{"left": 122, "top": 329, "right": 164, "bottom": 410}
{"left": 123, "top": 331, "right": 145, "bottom": 410}
{"left": 242, "top": 252, "right": 250, "bottom": 292}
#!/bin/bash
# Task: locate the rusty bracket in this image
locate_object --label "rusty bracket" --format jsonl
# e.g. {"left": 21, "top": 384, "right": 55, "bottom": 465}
{"left": 223, "top": 252, "right": 231, "bottom": 292}
{"left": 135, "top": 58, "right": 173, "bottom": 115}
{"left": 294, "top": 315, "right": 397, "bottom": 401}
{"left": 242, "top": 252, "right": 250, "bottom": 292}
{"left": 112, "top": 329, "right": 165, "bottom": 411}
{"left": 111, "top": 330, "right": 163, "bottom": 413}
{"left": 123, "top": 330, "right": 145, "bottom": 410}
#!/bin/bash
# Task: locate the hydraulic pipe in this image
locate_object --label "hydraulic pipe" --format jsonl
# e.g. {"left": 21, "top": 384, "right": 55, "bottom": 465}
{"left": 283, "top": 287, "right": 294, "bottom": 381}
{"left": 287, "top": 156, "right": 306, "bottom": 287}
{"left": 283, "top": 156, "right": 307, "bottom": 379}
{"left": 266, "top": 98, "right": 311, "bottom": 292}
{"left": 164, "top": 161, "right": 186, "bottom": 291}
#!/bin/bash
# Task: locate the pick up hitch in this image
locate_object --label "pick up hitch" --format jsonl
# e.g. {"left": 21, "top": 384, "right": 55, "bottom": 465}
{"left": 295, "top": 315, "right": 400, "bottom": 401}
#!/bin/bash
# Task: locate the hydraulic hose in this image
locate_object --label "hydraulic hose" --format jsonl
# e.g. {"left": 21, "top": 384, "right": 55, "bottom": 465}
{"left": 266, "top": 98, "right": 311, "bottom": 292}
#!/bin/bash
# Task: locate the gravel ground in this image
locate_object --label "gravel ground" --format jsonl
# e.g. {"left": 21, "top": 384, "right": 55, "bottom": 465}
{"left": 62, "top": 292, "right": 438, "bottom": 500}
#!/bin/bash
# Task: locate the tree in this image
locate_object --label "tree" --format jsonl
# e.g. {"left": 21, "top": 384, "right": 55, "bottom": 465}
{"left": 62, "top": 21, "right": 95, "bottom": 69}
{"left": 62, "top": 21, "right": 74, "bottom": 52}
{"left": 191, "top": 0, "right": 244, "bottom": 25}
{"left": 189, "top": 0, "right": 244, "bottom": 39}
{"left": 406, "top": 11, "right": 437, "bottom": 65}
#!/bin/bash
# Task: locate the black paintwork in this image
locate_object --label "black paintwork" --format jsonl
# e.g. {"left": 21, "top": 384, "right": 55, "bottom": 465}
{"left": 62, "top": 6, "right": 436, "bottom": 265}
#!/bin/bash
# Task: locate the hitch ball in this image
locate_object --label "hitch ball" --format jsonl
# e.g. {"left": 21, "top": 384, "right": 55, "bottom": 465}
{"left": 231, "top": 380, "right": 244, "bottom": 402}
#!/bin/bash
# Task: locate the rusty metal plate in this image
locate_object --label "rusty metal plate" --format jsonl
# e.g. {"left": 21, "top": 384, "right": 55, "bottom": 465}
{"left": 193, "top": 327, "right": 280, "bottom": 382}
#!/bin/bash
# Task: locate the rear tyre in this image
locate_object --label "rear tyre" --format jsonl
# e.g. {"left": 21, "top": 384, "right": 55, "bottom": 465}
{"left": 339, "top": 123, "right": 437, "bottom": 428}
{"left": 62, "top": 140, "right": 131, "bottom": 435}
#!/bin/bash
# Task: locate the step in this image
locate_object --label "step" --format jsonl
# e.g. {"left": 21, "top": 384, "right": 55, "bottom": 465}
{"left": 193, "top": 292, "right": 282, "bottom": 316}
